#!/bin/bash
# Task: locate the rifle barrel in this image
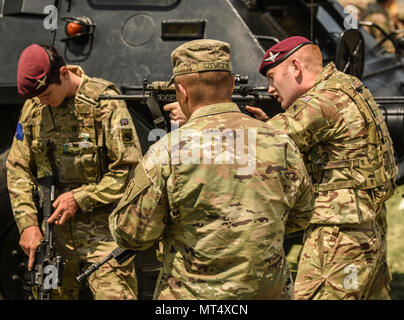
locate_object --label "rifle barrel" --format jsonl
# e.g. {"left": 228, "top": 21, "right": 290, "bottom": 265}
{"left": 98, "top": 94, "right": 274, "bottom": 102}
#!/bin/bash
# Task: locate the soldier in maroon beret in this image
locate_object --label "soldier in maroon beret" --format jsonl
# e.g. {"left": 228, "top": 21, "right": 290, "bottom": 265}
{"left": 17, "top": 44, "right": 71, "bottom": 105}
{"left": 8, "top": 44, "right": 141, "bottom": 299}
{"left": 246, "top": 36, "right": 397, "bottom": 300}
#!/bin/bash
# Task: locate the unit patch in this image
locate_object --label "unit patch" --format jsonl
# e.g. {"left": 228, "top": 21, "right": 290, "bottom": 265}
{"left": 121, "top": 128, "right": 134, "bottom": 144}
{"left": 16, "top": 122, "right": 24, "bottom": 141}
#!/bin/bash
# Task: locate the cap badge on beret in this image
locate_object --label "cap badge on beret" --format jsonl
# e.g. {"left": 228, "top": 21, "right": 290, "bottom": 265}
{"left": 17, "top": 44, "right": 52, "bottom": 99}
{"left": 36, "top": 75, "right": 47, "bottom": 90}
{"left": 264, "top": 52, "right": 280, "bottom": 63}
{"left": 259, "top": 36, "right": 313, "bottom": 76}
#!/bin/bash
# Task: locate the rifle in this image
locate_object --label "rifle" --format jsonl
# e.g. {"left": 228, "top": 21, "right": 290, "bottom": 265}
{"left": 97, "top": 75, "right": 275, "bottom": 131}
{"left": 76, "top": 247, "right": 135, "bottom": 282}
{"left": 30, "top": 143, "right": 63, "bottom": 300}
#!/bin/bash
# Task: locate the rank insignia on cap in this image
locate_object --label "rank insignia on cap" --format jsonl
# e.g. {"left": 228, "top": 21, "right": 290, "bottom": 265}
{"left": 264, "top": 52, "right": 280, "bottom": 63}
{"left": 36, "top": 75, "right": 47, "bottom": 90}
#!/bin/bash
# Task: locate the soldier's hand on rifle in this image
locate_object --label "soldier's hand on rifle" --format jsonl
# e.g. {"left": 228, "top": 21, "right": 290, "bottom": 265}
{"left": 48, "top": 191, "right": 79, "bottom": 225}
{"left": 245, "top": 105, "right": 269, "bottom": 122}
{"left": 163, "top": 102, "right": 188, "bottom": 127}
{"left": 19, "top": 225, "right": 43, "bottom": 271}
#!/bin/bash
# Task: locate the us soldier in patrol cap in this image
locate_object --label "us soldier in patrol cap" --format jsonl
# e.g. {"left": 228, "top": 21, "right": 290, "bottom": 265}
{"left": 245, "top": 36, "right": 398, "bottom": 299}
{"left": 109, "top": 39, "right": 314, "bottom": 299}
{"left": 6, "top": 44, "right": 141, "bottom": 299}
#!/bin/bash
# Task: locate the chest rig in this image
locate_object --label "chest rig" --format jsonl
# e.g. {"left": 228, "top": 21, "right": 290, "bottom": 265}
{"left": 30, "top": 77, "right": 118, "bottom": 186}
{"left": 306, "top": 74, "right": 398, "bottom": 198}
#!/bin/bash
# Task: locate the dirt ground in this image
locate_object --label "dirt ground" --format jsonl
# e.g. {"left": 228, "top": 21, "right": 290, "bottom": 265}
{"left": 286, "top": 184, "right": 404, "bottom": 300}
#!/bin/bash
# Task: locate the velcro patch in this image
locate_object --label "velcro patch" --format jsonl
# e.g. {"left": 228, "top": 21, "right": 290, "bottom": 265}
{"left": 121, "top": 128, "right": 134, "bottom": 144}
{"left": 120, "top": 118, "right": 129, "bottom": 126}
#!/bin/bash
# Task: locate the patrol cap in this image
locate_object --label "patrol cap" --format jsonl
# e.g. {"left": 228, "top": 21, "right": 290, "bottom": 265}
{"left": 17, "top": 44, "right": 51, "bottom": 99}
{"left": 167, "top": 39, "right": 232, "bottom": 86}
{"left": 259, "top": 36, "right": 313, "bottom": 76}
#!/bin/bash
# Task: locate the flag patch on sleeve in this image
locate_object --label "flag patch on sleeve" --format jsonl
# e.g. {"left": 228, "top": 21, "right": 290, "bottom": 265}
{"left": 16, "top": 122, "right": 24, "bottom": 141}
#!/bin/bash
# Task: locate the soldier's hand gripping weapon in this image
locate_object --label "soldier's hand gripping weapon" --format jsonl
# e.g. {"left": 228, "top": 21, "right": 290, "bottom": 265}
{"left": 97, "top": 75, "right": 274, "bottom": 130}
{"left": 76, "top": 247, "right": 135, "bottom": 282}
{"left": 30, "top": 142, "right": 63, "bottom": 300}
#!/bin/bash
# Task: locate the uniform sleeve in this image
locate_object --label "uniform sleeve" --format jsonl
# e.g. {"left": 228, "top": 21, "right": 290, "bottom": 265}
{"left": 268, "top": 92, "right": 340, "bottom": 153}
{"left": 109, "top": 144, "right": 169, "bottom": 251}
{"left": 282, "top": 140, "right": 314, "bottom": 234}
{"left": 72, "top": 89, "right": 143, "bottom": 213}
{"left": 6, "top": 100, "right": 38, "bottom": 233}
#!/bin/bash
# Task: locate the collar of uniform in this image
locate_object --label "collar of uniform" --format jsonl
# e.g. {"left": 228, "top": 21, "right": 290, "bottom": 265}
{"left": 312, "top": 62, "right": 337, "bottom": 87}
{"left": 187, "top": 102, "right": 240, "bottom": 122}
{"left": 285, "top": 62, "right": 337, "bottom": 111}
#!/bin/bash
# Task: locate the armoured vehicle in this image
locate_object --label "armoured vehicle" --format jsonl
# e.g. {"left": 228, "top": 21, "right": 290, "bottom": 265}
{"left": 1, "top": 0, "right": 404, "bottom": 299}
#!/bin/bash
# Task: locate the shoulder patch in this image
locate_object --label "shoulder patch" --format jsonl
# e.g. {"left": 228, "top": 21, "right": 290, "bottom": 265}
{"left": 16, "top": 122, "right": 24, "bottom": 141}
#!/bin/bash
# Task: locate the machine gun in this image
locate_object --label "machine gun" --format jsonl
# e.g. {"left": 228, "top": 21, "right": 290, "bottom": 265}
{"left": 76, "top": 247, "right": 135, "bottom": 282}
{"left": 30, "top": 145, "right": 63, "bottom": 300}
{"left": 98, "top": 75, "right": 275, "bottom": 131}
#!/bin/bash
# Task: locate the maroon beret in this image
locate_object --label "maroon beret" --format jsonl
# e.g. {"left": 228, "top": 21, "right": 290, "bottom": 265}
{"left": 259, "top": 36, "right": 313, "bottom": 76}
{"left": 17, "top": 44, "right": 50, "bottom": 99}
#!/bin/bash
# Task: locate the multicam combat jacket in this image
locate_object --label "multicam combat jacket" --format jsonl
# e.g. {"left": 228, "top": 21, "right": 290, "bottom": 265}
{"left": 7, "top": 65, "right": 142, "bottom": 233}
{"left": 269, "top": 62, "right": 397, "bottom": 225}
{"left": 110, "top": 102, "right": 314, "bottom": 300}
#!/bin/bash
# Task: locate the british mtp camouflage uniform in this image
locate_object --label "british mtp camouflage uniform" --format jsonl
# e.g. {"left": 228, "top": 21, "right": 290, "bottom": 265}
{"left": 268, "top": 62, "right": 397, "bottom": 299}
{"left": 109, "top": 102, "right": 314, "bottom": 300}
{"left": 7, "top": 65, "right": 142, "bottom": 300}
{"left": 362, "top": 1, "right": 396, "bottom": 53}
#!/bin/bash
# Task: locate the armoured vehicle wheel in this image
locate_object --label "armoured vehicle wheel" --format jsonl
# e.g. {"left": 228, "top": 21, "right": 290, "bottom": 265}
{"left": 335, "top": 29, "right": 365, "bottom": 79}
{"left": 0, "top": 148, "right": 33, "bottom": 299}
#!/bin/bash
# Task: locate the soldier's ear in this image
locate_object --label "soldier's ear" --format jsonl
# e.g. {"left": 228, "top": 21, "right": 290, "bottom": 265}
{"left": 59, "top": 66, "right": 69, "bottom": 81}
{"left": 290, "top": 58, "right": 303, "bottom": 79}
{"left": 177, "top": 83, "right": 188, "bottom": 104}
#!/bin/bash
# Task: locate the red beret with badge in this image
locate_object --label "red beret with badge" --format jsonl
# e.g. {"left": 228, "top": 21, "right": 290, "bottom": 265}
{"left": 258, "top": 36, "right": 313, "bottom": 76}
{"left": 17, "top": 44, "right": 51, "bottom": 99}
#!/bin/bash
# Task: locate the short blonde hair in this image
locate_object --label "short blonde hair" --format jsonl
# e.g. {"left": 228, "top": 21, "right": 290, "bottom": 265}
{"left": 294, "top": 44, "right": 323, "bottom": 72}
{"left": 175, "top": 71, "right": 233, "bottom": 104}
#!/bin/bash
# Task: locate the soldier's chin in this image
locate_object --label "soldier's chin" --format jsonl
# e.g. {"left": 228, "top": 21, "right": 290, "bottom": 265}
{"left": 280, "top": 100, "right": 288, "bottom": 110}
{"left": 49, "top": 101, "right": 62, "bottom": 107}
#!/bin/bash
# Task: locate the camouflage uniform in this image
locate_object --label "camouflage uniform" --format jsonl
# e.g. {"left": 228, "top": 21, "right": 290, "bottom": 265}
{"left": 109, "top": 102, "right": 314, "bottom": 300}
{"left": 268, "top": 62, "right": 397, "bottom": 299}
{"left": 7, "top": 65, "right": 142, "bottom": 300}
{"left": 362, "top": 1, "right": 396, "bottom": 53}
